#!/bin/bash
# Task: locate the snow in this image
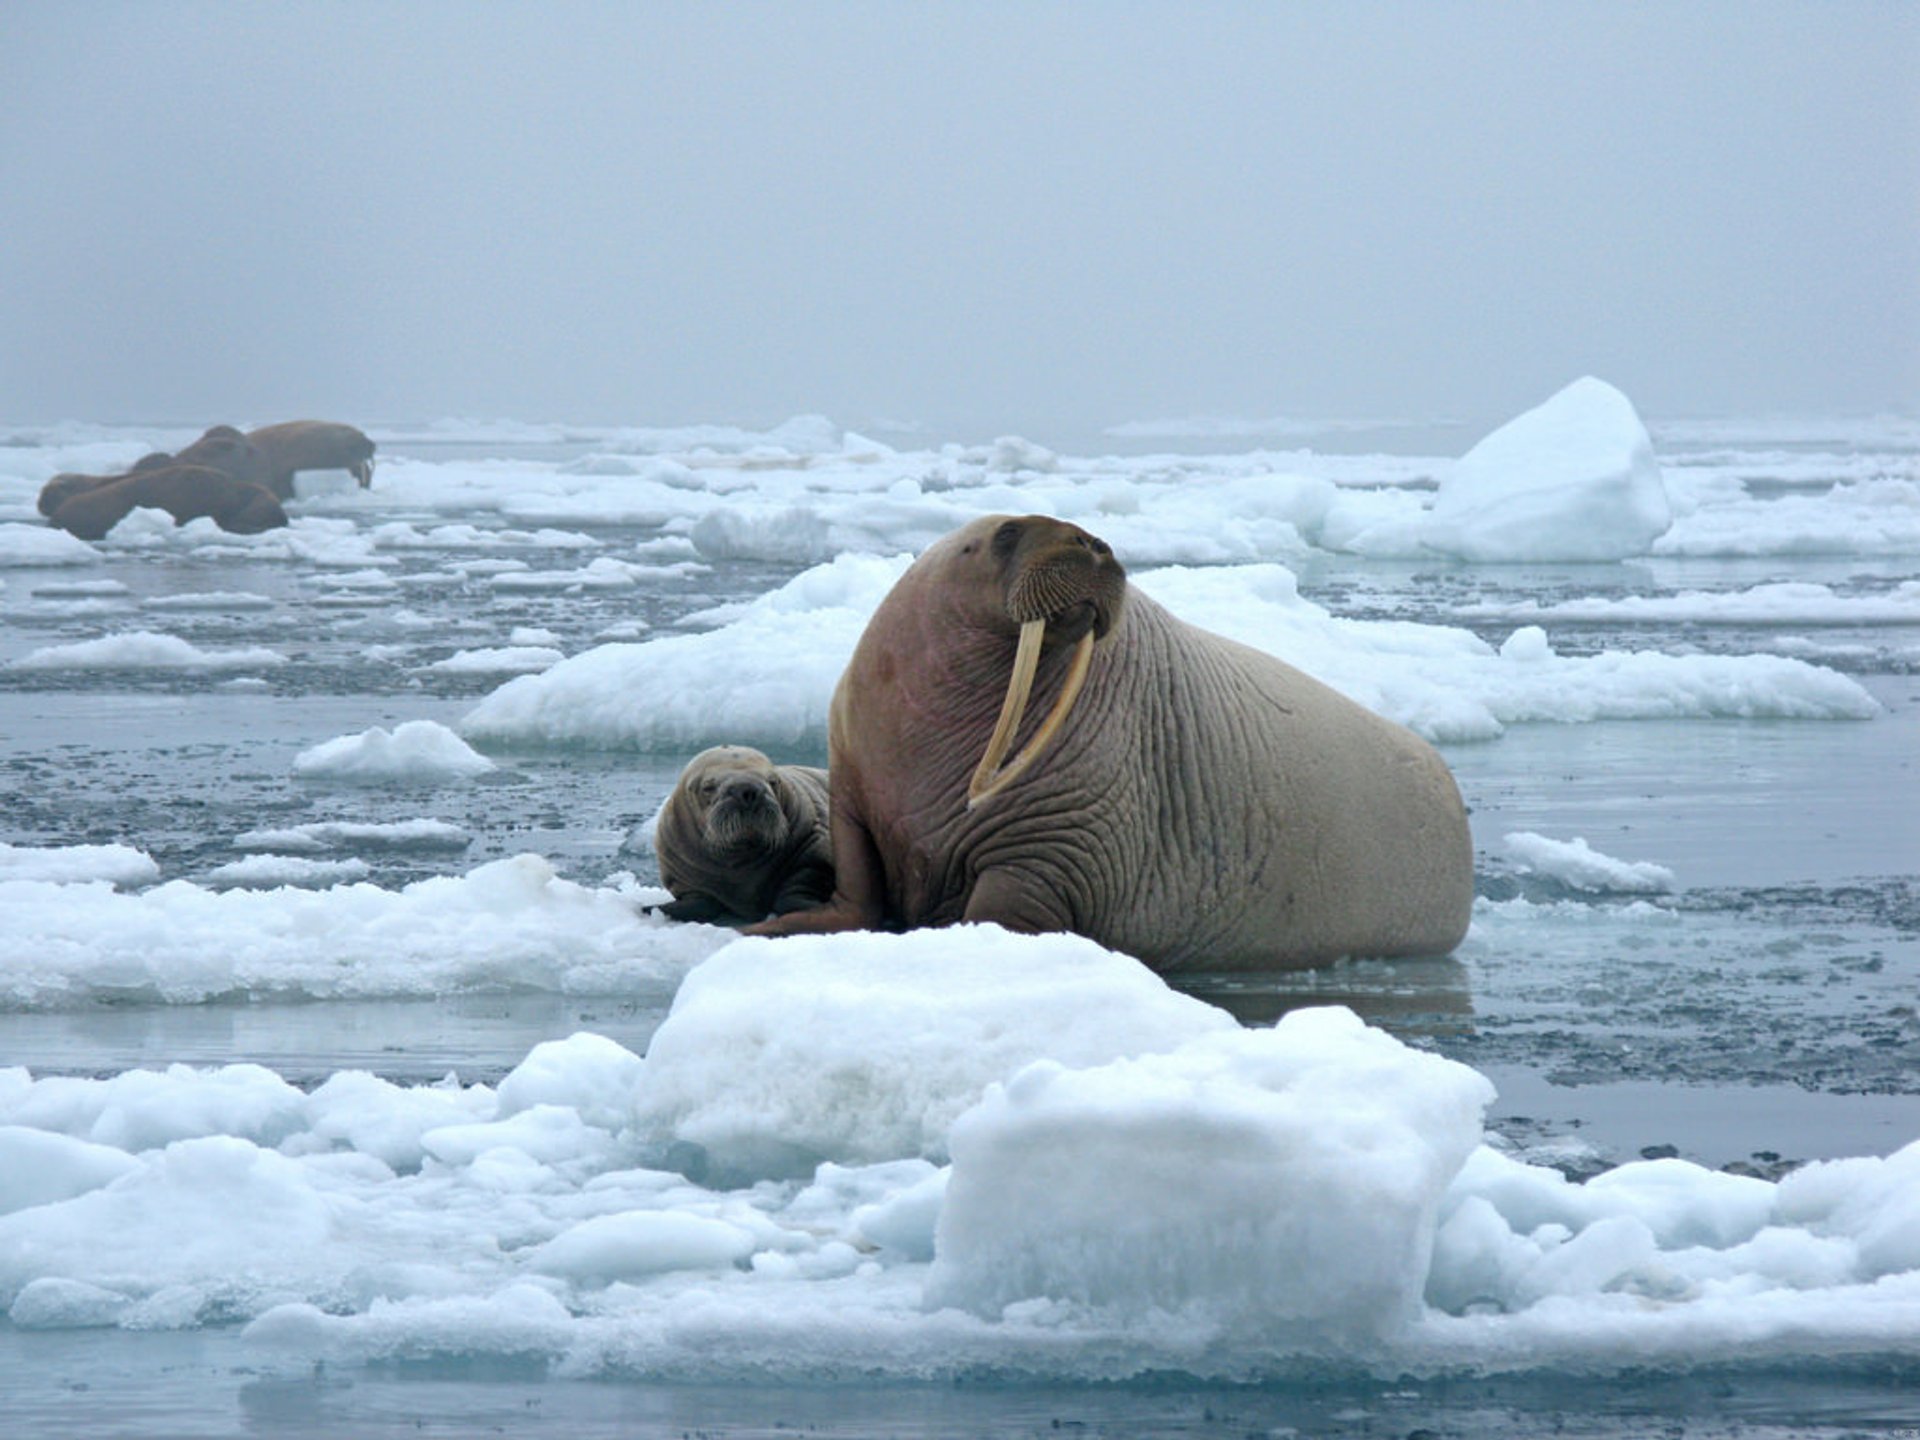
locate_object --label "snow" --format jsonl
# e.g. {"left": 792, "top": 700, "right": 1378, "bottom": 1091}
{"left": 1421, "top": 377, "right": 1673, "bottom": 562}
{"left": 292, "top": 720, "right": 497, "bottom": 782}
{"left": 1502, "top": 832, "right": 1676, "bottom": 893}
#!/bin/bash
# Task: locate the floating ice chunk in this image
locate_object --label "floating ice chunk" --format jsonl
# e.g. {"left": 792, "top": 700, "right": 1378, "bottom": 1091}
{"left": 293, "top": 720, "right": 496, "bottom": 782}
{"left": 1655, "top": 478, "right": 1920, "bottom": 558}
{"left": 461, "top": 552, "right": 911, "bottom": 751}
{"left": 0, "top": 1063, "right": 309, "bottom": 1152}
{"left": 496, "top": 1033, "right": 646, "bottom": 1134}
{"left": 0, "top": 841, "right": 158, "bottom": 887}
{"left": 1775, "top": 1140, "right": 1920, "bottom": 1279}
{"left": 28, "top": 579, "right": 128, "bottom": 598}
{"left": 0, "top": 1127, "right": 140, "bottom": 1215}
{"left": 231, "top": 819, "right": 473, "bottom": 854}
{"left": 299, "top": 1070, "right": 496, "bottom": 1173}
{"left": 0, "top": 522, "right": 102, "bottom": 567}
{"left": 0, "top": 1136, "right": 341, "bottom": 1316}
{"left": 633, "top": 928, "right": 1237, "bottom": 1183}
{"left": 422, "top": 646, "right": 564, "bottom": 675}
{"left": 1421, "top": 378, "right": 1672, "bottom": 562}
{"left": 419, "top": 1103, "right": 616, "bottom": 1169}
{"left": 139, "top": 591, "right": 277, "bottom": 612}
{"left": 7, "top": 631, "right": 287, "bottom": 672}
{"left": 1502, "top": 832, "right": 1676, "bottom": 893}
{"left": 986, "top": 436, "right": 1059, "bottom": 473}
{"left": 528, "top": 1211, "right": 757, "bottom": 1283}
{"left": 1460, "top": 580, "right": 1920, "bottom": 626}
{"left": 204, "top": 855, "right": 374, "bottom": 888}
{"left": 8, "top": 1276, "right": 131, "bottom": 1329}
{"left": 0, "top": 854, "right": 710, "bottom": 1010}
{"left": 927, "top": 1007, "right": 1494, "bottom": 1344}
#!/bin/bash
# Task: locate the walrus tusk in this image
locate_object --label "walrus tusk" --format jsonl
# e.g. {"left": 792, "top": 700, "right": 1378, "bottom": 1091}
{"left": 967, "top": 624, "right": 1094, "bottom": 808}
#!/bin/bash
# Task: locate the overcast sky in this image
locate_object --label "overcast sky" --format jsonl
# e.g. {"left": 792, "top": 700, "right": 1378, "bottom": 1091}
{"left": 2, "top": 2, "right": 1915, "bottom": 441}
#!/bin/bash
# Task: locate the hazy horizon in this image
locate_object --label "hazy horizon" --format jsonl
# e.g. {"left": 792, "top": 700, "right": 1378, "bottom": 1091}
{"left": 3, "top": 3, "right": 1915, "bottom": 442}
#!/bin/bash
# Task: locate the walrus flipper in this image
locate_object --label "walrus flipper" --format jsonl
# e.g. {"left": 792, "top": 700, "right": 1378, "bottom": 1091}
{"left": 652, "top": 892, "right": 739, "bottom": 924}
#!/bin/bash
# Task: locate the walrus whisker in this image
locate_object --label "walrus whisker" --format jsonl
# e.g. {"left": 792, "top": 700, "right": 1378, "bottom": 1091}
{"left": 967, "top": 629, "right": 1094, "bottom": 808}
{"left": 968, "top": 618, "right": 1045, "bottom": 803}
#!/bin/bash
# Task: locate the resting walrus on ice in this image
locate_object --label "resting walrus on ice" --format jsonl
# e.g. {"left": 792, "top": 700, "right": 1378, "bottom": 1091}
{"left": 653, "top": 745, "right": 835, "bottom": 924}
{"left": 749, "top": 514, "right": 1473, "bottom": 970}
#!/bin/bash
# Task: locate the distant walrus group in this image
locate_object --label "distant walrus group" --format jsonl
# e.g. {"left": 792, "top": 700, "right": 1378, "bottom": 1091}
{"left": 39, "top": 420, "right": 376, "bottom": 540}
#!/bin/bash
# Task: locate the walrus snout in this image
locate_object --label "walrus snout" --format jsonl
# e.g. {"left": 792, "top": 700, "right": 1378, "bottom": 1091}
{"left": 705, "top": 774, "right": 789, "bottom": 852}
{"left": 967, "top": 518, "right": 1125, "bottom": 809}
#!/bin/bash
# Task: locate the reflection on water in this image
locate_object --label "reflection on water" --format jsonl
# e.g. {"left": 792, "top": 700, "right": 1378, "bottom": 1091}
{"left": 2, "top": 1326, "right": 1915, "bottom": 1440}
{"left": 1176, "top": 954, "right": 1475, "bottom": 1034}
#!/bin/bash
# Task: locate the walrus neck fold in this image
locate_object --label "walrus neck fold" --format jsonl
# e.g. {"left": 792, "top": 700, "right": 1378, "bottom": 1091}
{"left": 966, "top": 621, "right": 1094, "bottom": 809}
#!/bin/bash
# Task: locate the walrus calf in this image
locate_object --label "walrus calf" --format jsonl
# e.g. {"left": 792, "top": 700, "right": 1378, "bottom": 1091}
{"left": 751, "top": 514, "right": 1474, "bottom": 971}
{"left": 653, "top": 745, "right": 834, "bottom": 924}
{"left": 49, "top": 465, "right": 290, "bottom": 541}
{"left": 246, "top": 420, "right": 376, "bottom": 498}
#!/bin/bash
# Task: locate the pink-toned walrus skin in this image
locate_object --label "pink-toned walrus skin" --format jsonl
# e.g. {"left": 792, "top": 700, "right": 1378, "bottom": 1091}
{"left": 751, "top": 513, "right": 1474, "bottom": 972}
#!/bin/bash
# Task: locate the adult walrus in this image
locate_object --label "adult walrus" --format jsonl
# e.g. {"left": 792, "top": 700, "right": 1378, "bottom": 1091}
{"left": 37, "top": 452, "right": 174, "bottom": 517}
{"left": 173, "top": 425, "right": 276, "bottom": 493}
{"left": 48, "top": 465, "right": 289, "bottom": 541}
{"left": 652, "top": 745, "right": 835, "bottom": 924}
{"left": 245, "top": 421, "right": 376, "bottom": 498}
{"left": 750, "top": 514, "right": 1473, "bottom": 971}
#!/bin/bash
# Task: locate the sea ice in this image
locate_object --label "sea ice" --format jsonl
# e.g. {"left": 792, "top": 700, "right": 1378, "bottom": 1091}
{"left": 1421, "top": 377, "right": 1673, "bottom": 562}
{"left": 7, "top": 631, "right": 287, "bottom": 672}
{"left": 631, "top": 928, "right": 1238, "bottom": 1183}
{"left": 0, "top": 841, "right": 159, "bottom": 887}
{"left": 1502, "top": 832, "right": 1676, "bottom": 893}
{"left": 292, "top": 720, "right": 497, "bottom": 782}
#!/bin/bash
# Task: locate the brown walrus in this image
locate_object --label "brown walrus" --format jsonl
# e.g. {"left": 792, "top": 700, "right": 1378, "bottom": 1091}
{"left": 37, "top": 452, "right": 174, "bottom": 517}
{"left": 173, "top": 425, "right": 276, "bottom": 493}
{"left": 652, "top": 745, "right": 834, "bottom": 924}
{"left": 48, "top": 465, "right": 290, "bottom": 541}
{"left": 750, "top": 514, "right": 1474, "bottom": 971}
{"left": 245, "top": 421, "right": 376, "bottom": 498}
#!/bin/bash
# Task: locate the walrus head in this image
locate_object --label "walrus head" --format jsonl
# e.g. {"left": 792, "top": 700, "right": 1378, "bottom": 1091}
{"left": 959, "top": 515, "right": 1127, "bottom": 808}
{"left": 676, "top": 746, "right": 794, "bottom": 860}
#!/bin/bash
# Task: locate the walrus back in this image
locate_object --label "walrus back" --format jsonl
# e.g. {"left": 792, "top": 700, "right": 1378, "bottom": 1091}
{"left": 1086, "top": 594, "right": 1474, "bottom": 970}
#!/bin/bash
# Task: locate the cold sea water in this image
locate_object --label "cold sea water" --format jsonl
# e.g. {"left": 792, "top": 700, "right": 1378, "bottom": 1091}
{"left": 0, "top": 411, "right": 1917, "bottom": 1436}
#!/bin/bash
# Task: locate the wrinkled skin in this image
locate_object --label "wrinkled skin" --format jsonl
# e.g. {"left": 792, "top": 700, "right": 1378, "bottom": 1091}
{"left": 48, "top": 466, "right": 290, "bottom": 541}
{"left": 751, "top": 513, "right": 1474, "bottom": 971}
{"left": 653, "top": 745, "right": 834, "bottom": 924}
{"left": 245, "top": 420, "right": 376, "bottom": 499}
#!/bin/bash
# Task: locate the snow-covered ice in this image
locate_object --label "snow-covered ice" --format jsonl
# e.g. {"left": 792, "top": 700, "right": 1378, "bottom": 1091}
{"left": 293, "top": 720, "right": 497, "bottom": 783}
{"left": 1420, "top": 377, "right": 1673, "bottom": 562}
{"left": 1502, "top": 832, "right": 1676, "bottom": 893}
{"left": 1, "top": 404, "right": 1916, "bottom": 1412}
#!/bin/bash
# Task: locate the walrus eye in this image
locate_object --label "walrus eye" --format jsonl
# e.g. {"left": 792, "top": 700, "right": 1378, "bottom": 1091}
{"left": 992, "top": 521, "right": 1021, "bottom": 559}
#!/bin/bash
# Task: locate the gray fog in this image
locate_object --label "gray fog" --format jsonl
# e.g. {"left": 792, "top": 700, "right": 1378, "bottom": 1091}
{"left": 2, "top": 2, "right": 1915, "bottom": 442}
